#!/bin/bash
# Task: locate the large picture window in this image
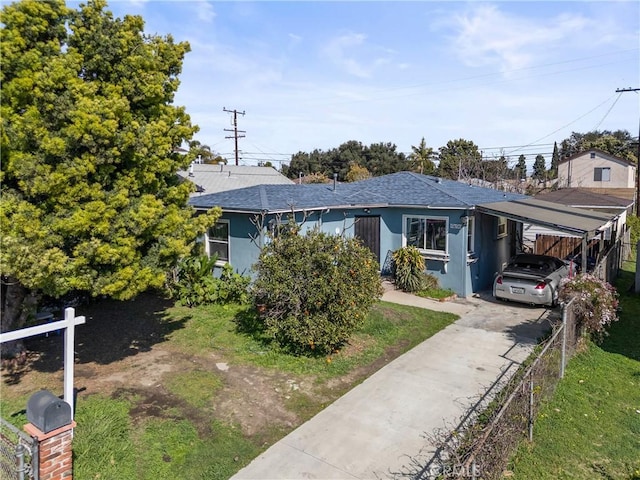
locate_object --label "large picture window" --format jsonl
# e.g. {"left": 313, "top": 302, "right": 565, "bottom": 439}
{"left": 207, "top": 220, "right": 229, "bottom": 263}
{"left": 404, "top": 216, "right": 448, "bottom": 253}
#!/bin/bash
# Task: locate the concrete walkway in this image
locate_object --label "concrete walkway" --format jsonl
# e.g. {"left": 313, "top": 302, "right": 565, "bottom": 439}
{"left": 232, "top": 289, "right": 557, "bottom": 480}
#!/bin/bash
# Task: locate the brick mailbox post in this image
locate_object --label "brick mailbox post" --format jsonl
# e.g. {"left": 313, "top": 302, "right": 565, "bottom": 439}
{"left": 23, "top": 390, "right": 76, "bottom": 480}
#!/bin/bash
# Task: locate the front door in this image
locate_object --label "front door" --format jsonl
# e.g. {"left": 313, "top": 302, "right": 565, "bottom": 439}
{"left": 355, "top": 216, "right": 381, "bottom": 264}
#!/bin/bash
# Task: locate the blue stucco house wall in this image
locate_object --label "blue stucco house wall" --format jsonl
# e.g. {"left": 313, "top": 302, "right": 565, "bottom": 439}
{"left": 190, "top": 172, "right": 526, "bottom": 298}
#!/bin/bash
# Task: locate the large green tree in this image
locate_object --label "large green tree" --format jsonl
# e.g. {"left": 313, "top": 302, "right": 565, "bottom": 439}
{"left": 559, "top": 130, "right": 637, "bottom": 163}
{"left": 0, "top": 0, "right": 217, "bottom": 348}
{"left": 532, "top": 154, "right": 547, "bottom": 182}
{"left": 283, "top": 140, "right": 407, "bottom": 181}
{"left": 437, "top": 139, "right": 483, "bottom": 180}
{"left": 516, "top": 154, "right": 527, "bottom": 180}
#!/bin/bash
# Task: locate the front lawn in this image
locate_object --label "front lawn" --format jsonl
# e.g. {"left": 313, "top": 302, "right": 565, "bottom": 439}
{"left": 1, "top": 298, "right": 456, "bottom": 480}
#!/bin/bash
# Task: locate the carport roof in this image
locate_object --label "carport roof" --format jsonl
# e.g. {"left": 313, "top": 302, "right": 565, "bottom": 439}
{"left": 476, "top": 197, "right": 615, "bottom": 236}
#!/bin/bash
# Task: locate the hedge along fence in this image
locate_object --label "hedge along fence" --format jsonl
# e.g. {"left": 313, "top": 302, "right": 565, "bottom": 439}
{"left": 407, "top": 299, "right": 581, "bottom": 480}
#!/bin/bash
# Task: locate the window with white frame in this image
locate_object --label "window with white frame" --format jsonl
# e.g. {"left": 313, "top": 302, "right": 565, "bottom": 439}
{"left": 207, "top": 220, "right": 229, "bottom": 263}
{"left": 467, "top": 216, "right": 475, "bottom": 252}
{"left": 594, "top": 167, "right": 611, "bottom": 182}
{"left": 404, "top": 216, "right": 448, "bottom": 253}
{"left": 496, "top": 216, "right": 507, "bottom": 238}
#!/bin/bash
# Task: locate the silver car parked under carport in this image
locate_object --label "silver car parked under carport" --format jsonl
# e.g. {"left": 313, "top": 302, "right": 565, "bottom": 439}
{"left": 493, "top": 254, "right": 571, "bottom": 307}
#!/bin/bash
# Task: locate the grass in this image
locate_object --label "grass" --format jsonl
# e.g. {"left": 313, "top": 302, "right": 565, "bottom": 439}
{"left": 165, "top": 369, "right": 223, "bottom": 408}
{"left": 508, "top": 260, "right": 640, "bottom": 479}
{"left": 416, "top": 287, "right": 457, "bottom": 300}
{"left": 1, "top": 299, "right": 456, "bottom": 480}
{"left": 165, "top": 300, "right": 456, "bottom": 379}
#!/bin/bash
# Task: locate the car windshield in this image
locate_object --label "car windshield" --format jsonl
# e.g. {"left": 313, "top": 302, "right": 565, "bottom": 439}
{"left": 508, "top": 259, "right": 554, "bottom": 274}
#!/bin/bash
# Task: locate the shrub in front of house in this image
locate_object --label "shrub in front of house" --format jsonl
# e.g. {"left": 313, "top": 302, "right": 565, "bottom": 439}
{"left": 559, "top": 273, "right": 619, "bottom": 341}
{"left": 167, "top": 255, "right": 250, "bottom": 307}
{"left": 251, "top": 225, "right": 383, "bottom": 356}
{"left": 392, "top": 246, "right": 425, "bottom": 292}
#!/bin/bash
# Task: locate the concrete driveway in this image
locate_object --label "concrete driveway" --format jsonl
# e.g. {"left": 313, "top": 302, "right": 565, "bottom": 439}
{"left": 231, "top": 290, "right": 559, "bottom": 480}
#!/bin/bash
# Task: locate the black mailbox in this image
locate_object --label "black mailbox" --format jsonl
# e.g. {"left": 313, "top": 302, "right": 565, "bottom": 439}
{"left": 27, "top": 390, "right": 72, "bottom": 433}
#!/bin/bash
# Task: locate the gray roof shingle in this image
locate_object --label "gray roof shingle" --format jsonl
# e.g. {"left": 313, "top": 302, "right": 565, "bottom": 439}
{"left": 178, "top": 164, "right": 294, "bottom": 197}
{"left": 189, "top": 171, "right": 527, "bottom": 212}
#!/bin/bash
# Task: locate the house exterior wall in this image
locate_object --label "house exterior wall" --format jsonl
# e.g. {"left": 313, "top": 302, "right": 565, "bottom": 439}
{"left": 212, "top": 207, "right": 507, "bottom": 298}
{"left": 470, "top": 212, "right": 516, "bottom": 292}
{"left": 558, "top": 151, "right": 635, "bottom": 188}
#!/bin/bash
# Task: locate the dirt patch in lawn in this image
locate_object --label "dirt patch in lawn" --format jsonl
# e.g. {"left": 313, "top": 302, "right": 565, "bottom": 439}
{"left": 1, "top": 292, "right": 412, "bottom": 442}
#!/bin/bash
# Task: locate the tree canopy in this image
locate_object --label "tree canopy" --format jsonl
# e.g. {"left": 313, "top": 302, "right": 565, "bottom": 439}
{"left": 188, "top": 140, "right": 226, "bottom": 164}
{"left": 559, "top": 130, "right": 637, "bottom": 163}
{"left": 516, "top": 155, "right": 527, "bottom": 180}
{"left": 409, "top": 137, "right": 435, "bottom": 175}
{"left": 437, "top": 139, "right": 483, "bottom": 180}
{"left": 0, "top": 0, "right": 218, "bottom": 337}
{"left": 283, "top": 140, "right": 408, "bottom": 181}
{"left": 532, "top": 154, "right": 547, "bottom": 182}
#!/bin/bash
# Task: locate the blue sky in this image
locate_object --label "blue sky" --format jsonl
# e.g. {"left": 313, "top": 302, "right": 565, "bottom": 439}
{"left": 100, "top": 1, "right": 638, "bottom": 169}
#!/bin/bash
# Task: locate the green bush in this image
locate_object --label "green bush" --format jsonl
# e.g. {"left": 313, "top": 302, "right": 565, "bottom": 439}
{"left": 251, "top": 224, "right": 383, "bottom": 356}
{"left": 392, "top": 246, "right": 425, "bottom": 292}
{"left": 168, "top": 255, "right": 249, "bottom": 307}
{"left": 627, "top": 214, "right": 640, "bottom": 248}
{"left": 559, "top": 273, "right": 619, "bottom": 341}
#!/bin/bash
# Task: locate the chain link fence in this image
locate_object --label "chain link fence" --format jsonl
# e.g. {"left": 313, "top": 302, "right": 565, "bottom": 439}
{"left": 0, "top": 418, "right": 38, "bottom": 480}
{"left": 414, "top": 299, "right": 580, "bottom": 480}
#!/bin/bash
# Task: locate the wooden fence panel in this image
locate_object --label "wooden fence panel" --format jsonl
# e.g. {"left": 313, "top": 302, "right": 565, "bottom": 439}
{"left": 534, "top": 235, "right": 581, "bottom": 259}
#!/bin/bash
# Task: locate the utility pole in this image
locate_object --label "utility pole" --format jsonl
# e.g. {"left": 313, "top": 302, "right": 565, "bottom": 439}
{"left": 223, "top": 107, "right": 246, "bottom": 166}
{"left": 615, "top": 88, "right": 640, "bottom": 216}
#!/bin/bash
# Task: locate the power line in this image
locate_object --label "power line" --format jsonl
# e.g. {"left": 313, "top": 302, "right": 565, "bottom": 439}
{"left": 591, "top": 93, "right": 623, "bottom": 131}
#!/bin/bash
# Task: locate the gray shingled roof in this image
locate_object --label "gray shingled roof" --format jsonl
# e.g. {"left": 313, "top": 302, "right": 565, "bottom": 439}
{"left": 189, "top": 171, "right": 527, "bottom": 213}
{"left": 178, "top": 163, "right": 294, "bottom": 197}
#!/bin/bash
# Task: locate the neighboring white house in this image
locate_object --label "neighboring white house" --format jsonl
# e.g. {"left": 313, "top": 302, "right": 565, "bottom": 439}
{"left": 520, "top": 189, "right": 628, "bottom": 268}
{"left": 177, "top": 163, "right": 294, "bottom": 197}
{"left": 558, "top": 148, "right": 636, "bottom": 189}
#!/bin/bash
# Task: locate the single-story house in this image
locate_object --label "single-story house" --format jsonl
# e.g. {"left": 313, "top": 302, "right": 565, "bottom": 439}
{"left": 558, "top": 148, "right": 636, "bottom": 189}
{"left": 189, "top": 172, "right": 618, "bottom": 297}
{"left": 178, "top": 163, "right": 294, "bottom": 196}
{"left": 189, "top": 172, "right": 529, "bottom": 298}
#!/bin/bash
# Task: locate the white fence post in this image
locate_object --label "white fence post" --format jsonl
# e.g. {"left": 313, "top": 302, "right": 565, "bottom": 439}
{"left": 64, "top": 308, "right": 77, "bottom": 418}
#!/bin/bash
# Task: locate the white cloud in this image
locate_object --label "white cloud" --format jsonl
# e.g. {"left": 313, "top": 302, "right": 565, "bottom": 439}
{"left": 322, "top": 32, "right": 371, "bottom": 78}
{"left": 194, "top": 1, "right": 216, "bottom": 23}
{"left": 447, "top": 4, "right": 593, "bottom": 72}
{"left": 321, "top": 32, "right": 408, "bottom": 79}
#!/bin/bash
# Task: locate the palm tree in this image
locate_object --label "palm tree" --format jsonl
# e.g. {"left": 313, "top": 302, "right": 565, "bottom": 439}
{"left": 409, "top": 137, "right": 435, "bottom": 175}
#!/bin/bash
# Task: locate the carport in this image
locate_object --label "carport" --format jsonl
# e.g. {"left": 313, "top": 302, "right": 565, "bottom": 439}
{"left": 476, "top": 197, "right": 617, "bottom": 273}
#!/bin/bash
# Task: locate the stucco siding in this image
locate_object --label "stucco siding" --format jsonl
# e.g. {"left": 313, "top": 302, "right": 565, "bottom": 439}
{"left": 558, "top": 151, "right": 635, "bottom": 188}
{"left": 214, "top": 207, "right": 495, "bottom": 298}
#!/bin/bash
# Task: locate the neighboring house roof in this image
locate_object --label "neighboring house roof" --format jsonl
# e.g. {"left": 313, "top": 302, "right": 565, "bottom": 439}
{"left": 534, "top": 188, "right": 633, "bottom": 209}
{"left": 178, "top": 163, "right": 294, "bottom": 196}
{"left": 189, "top": 171, "right": 526, "bottom": 213}
{"left": 583, "top": 187, "right": 636, "bottom": 201}
{"left": 477, "top": 198, "right": 615, "bottom": 237}
{"left": 558, "top": 148, "right": 636, "bottom": 167}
